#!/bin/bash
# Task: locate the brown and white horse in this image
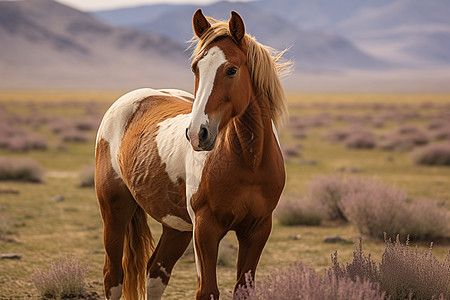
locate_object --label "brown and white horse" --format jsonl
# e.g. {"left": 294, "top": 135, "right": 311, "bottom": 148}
{"left": 95, "top": 9, "right": 288, "bottom": 300}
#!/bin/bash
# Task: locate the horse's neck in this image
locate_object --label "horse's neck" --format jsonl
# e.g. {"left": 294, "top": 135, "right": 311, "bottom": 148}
{"left": 229, "top": 97, "right": 272, "bottom": 169}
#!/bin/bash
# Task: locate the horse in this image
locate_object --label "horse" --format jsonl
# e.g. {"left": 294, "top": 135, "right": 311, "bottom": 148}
{"left": 95, "top": 9, "right": 289, "bottom": 300}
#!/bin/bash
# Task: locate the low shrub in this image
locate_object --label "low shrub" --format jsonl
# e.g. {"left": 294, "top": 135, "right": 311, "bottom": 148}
{"left": 217, "top": 238, "right": 237, "bottom": 267}
{"left": 345, "top": 130, "right": 376, "bottom": 149}
{"left": 331, "top": 239, "right": 381, "bottom": 285}
{"left": 32, "top": 256, "right": 88, "bottom": 299}
{"left": 411, "top": 143, "right": 450, "bottom": 166}
{"left": 307, "top": 175, "right": 365, "bottom": 221}
{"left": 0, "top": 157, "right": 45, "bottom": 182}
{"left": 429, "top": 127, "right": 450, "bottom": 141}
{"left": 340, "top": 184, "right": 449, "bottom": 241}
{"left": 24, "top": 134, "right": 48, "bottom": 150}
{"left": 290, "top": 127, "right": 307, "bottom": 139}
{"left": 281, "top": 144, "right": 301, "bottom": 160}
{"left": 380, "top": 237, "right": 449, "bottom": 300}
{"left": 332, "top": 237, "right": 450, "bottom": 300}
{"left": 335, "top": 113, "right": 368, "bottom": 125}
{"left": 73, "top": 117, "right": 101, "bottom": 132}
{"left": 323, "top": 128, "right": 351, "bottom": 143}
{"left": 290, "top": 114, "right": 331, "bottom": 129}
{"left": 234, "top": 262, "right": 385, "bottom": 300}
{"left": 0, "top": 122, "right": 48, "bottom": 152}
{"left": 405, "top": 198, "right": 449, "bottom": 241}
{"left": 339, "top": 181, "right": 408, "bottom": 240}
{"left": 371, "top": 119, "right": 385, "bottom": 128}
{"left": 308, "top": 175, "right": 449, "bottom": 241}
{"left": 275, "top": 196, "right": 324, "bottom": 226}
{"left": 323, "top": 127, "right": 376, "bottom": 149}
{"left": 427, "top": 118, "right": 449, "bottom": 130}
{"left": 3, "top": 134, "right": 48, "bottom": 152}
{"left": 48, "top": 118, "right": 72, "bottom": 134}
{"left": 60, "top": 128, "right": 89, "bottom": 143}
{"left": 379, "top": 126, "right": 429, "bottom": 152}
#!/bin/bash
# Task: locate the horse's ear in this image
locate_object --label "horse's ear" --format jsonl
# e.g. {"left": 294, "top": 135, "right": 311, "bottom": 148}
{"left": 193, "top": 9, "right": 211, "bottom": 38}
{"left": 229, "top": 11, "right": 245, "bottom": 44}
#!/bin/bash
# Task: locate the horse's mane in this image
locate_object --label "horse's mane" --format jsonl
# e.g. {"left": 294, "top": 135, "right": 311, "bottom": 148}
{"left": 191, "top": 18, "right": 291, "bottom": 128}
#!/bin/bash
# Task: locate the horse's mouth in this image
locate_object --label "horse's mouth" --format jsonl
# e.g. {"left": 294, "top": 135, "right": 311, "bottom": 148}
{"left": 197, "top": 135, "right": 217, "bottom": 151}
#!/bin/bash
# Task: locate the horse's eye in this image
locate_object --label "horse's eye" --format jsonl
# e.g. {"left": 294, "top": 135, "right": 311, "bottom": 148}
{"left": 226, "top": 67, "right": 237, "bottom": 77}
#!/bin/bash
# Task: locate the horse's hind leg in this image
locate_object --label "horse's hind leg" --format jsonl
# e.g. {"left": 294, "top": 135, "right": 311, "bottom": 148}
{"left": 97, "top": 177, "right": 137, "bottom": 300}
{"left": 147, "top": 225, "right": 192, "bottom": 300}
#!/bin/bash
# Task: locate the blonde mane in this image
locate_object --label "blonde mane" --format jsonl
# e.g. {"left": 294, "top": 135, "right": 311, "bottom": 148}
{"left": 191, "top": 18, "right": 291, "bottom": 128}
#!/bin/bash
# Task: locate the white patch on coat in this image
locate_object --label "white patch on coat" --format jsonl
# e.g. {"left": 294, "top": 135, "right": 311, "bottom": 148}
{"left": 189, "top": 46, "right": 227, "bottom": 138}
{"left": 185, "top": 148, "right": 208, "bottom": 279}
{"left": 158, "top": 89, "right": 194, "bottom": 102}
{"left": 155, "top": 112, "right": 208, "bottom": 278}
{"left": 155, "top": 113, "right": 192, "bottom": 183}
{"left": 147, "top": 277, "right": 167, "bottom": 300}
{"left": 97, "top": 88, "right": 193, "bottom": 179}
{"left": 96, "top": 88, "right": 160, "bottom": 178}
{"left": 108, "top": 284, "right": 122, "bottom": 300}
{"left": 161, "top": 215, "right": 192, "bottom": 231}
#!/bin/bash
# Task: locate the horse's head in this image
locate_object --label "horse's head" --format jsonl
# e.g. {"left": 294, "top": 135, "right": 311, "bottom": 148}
{"left": 186, "top": 9, "right": 253, "bottom": 151}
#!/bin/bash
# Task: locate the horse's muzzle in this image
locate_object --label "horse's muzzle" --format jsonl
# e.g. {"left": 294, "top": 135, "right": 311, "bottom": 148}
{"left": 186, "top": 123, "right": 217, "bottom": 151}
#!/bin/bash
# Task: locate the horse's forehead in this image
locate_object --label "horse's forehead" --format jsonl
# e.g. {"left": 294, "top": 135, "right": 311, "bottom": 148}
{"left": 200, "top": 38, "right": 246, "bottom": 66}
{"left": 198, "top": 46, "right": 227, "bottom": 71}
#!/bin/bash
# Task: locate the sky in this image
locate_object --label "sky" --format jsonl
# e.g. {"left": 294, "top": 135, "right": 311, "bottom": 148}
{"left": 56, "top": 0, "right": 251, "bottom": 11}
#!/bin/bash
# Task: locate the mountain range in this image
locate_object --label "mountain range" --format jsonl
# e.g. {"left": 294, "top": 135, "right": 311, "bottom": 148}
{"left": 1, "top": 0, "right": 449, "bottom": 91}
{"left": 96, "top": 0, "right": 450, "bottom": 68}
{"left": 0, "top": 0, "right": 192, "bottom": 90}
{"left": 94, "top": 1, "right": 385, "bottom": 70}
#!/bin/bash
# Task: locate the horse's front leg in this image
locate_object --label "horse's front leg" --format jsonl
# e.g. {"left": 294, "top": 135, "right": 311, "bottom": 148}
{"left": 193, "top": 209, "right": 226, "bottom": 300}
{"left": 234, "top": 216, "right": 272, "bottom": 296}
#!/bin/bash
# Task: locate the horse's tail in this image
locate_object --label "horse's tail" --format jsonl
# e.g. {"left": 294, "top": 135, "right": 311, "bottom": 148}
{"left": 122, "top": 205, "right": 155, "bottom": 300}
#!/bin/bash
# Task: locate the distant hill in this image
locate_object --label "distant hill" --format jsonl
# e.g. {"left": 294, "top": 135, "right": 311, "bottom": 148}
{"left": 94, "top": 1, "right": 386, "bottom": 70}
{"left": 252, "top": 0, "right": 450, "bottom": 67}
{"left": 97, "top": 0, "right": 450, "bottom": 68}
{"left": 334, "top": 0, "right": 450, "bottom": 66}
{"left": 0, "top": 0, "right": 192, "bottom": 90}
{"left": 336, "top": 0, "right": 450, "bottom": 34}
{"left": 1, "top": 0, "right": 449, "bottom": 91}
{"left": 252, "top": 0, "right": 393, "bottom": 31}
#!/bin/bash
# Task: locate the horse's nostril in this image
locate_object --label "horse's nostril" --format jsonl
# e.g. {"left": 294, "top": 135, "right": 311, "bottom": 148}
{"left": 199, "top": 125, "right": 209, "bottom": 143}
{"left": 185, "top": 128, "right": 190, "bottom": 142}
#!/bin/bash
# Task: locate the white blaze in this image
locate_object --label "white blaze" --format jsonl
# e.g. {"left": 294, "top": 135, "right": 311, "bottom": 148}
{"left": 184, "top": 46, "right": 227, "bottom": 273}
{"left": 189, "top": 46, "right": 227, "bottom": 137}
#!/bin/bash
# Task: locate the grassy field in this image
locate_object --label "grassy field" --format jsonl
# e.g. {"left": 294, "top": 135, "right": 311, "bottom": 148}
{"left": 0, "top": 91, "right": 449, "bottom": 299}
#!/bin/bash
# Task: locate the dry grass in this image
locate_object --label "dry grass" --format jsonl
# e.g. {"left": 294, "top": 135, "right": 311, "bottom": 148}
{"left": 0, "top": 92, "right": 449, "bottom": 299}
{"left": 332, "top": 237, "right": 450, "bottom": 300}
{"left": 32, "top": 256, "right": 88, "bottom": 298}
